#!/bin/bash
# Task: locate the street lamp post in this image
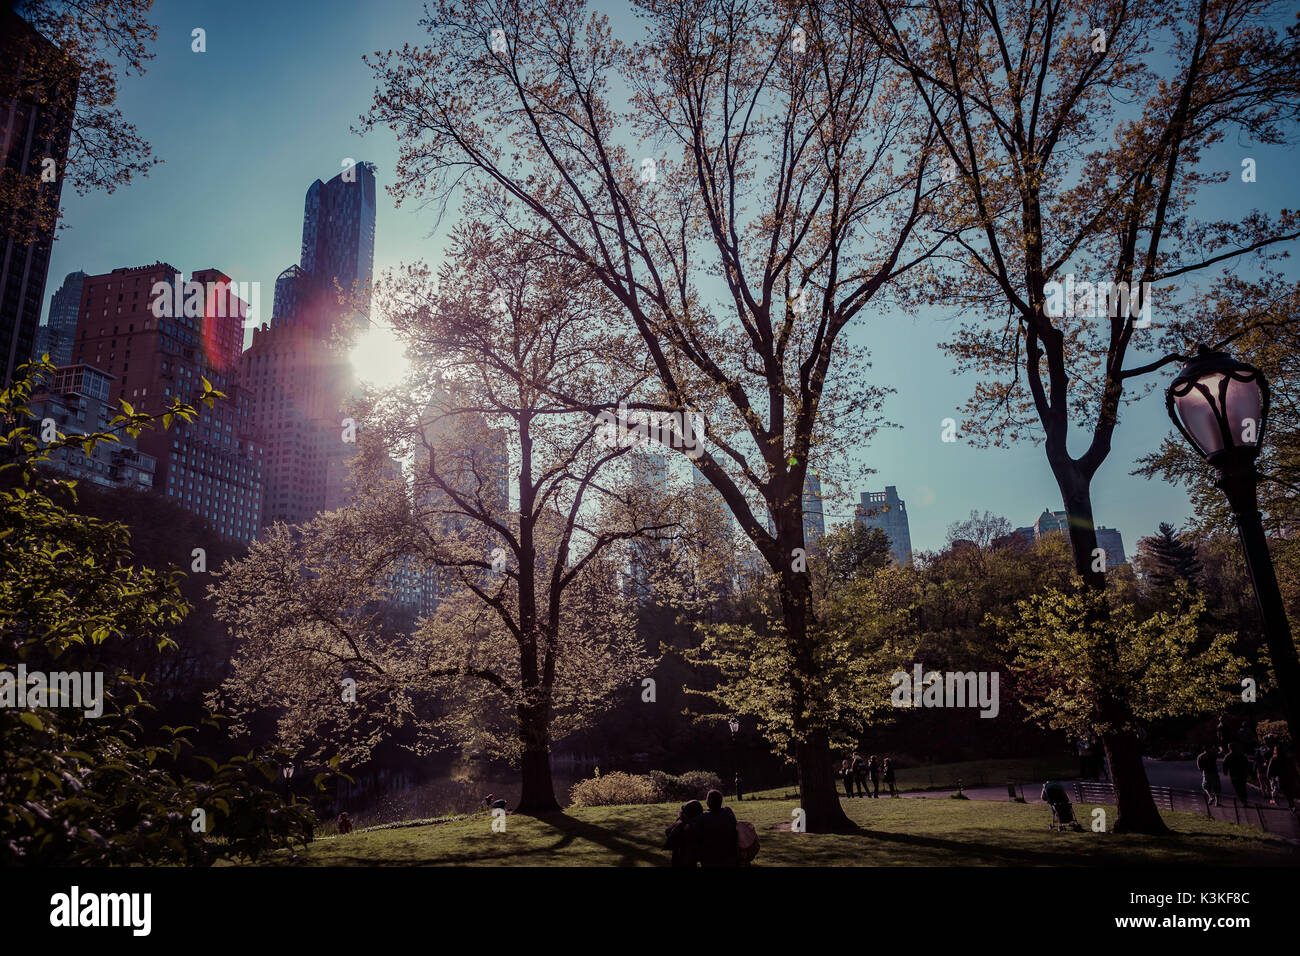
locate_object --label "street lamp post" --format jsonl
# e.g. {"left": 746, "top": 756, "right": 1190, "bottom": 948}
{"left": 1165, "top": 346, "right": 1300, "bottom": 742}
{"left": 728, "top": 717, "right": 742, "bottom": 802}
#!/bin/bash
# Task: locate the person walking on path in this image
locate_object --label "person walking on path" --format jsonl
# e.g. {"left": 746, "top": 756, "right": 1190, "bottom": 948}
{"left": 867, "top": 754, "right": 881, "bottom": 798}
{"left": 1197, "top": 745, "right": 1222, "bottom": 807}
{"left": 1222, "top": 742, "right": 1251, "bottom": 807}
{"left": 1268, "top": 745, "right": 1300, "bottom": 811}
{"left": 689, "top": 790, "right": 739, "bottom": 867}
{"left": 882, "top": 757, "right": 898, "bottom": 797}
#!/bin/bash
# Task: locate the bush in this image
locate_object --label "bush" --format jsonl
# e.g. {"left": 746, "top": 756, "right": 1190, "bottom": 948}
{"left": 649, "top": 770, "right": 725, "bottom": 802}
{"left": 569, "top": 772, "right": 663, "bottom": 807}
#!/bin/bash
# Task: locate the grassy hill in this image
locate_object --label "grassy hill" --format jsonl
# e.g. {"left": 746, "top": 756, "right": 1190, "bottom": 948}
{"left": 258, "top": 795, "right": 1299, "bottom": 867}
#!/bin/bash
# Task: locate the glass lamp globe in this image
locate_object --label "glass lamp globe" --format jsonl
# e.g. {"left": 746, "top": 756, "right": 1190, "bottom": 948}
{"left": 1166, "top": 346, "right": 1268, "bottom": 466}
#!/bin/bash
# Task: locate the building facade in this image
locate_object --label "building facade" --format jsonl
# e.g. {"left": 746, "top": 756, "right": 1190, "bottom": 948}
{"left": 29, "top": 364, "right": 155, "bottom": 491}
{"left": 1012, "top": 507, "right": 1126, "bottom": 566}
{"left": 1, "top": 9, "right": 78, "bottom": 386}
{"left": 243, "top": 163, "right": 378, "bottom": 531}
{"left": 803, "top": 473, "right": 825, "bottom": 547}
{"left": 32, "top": 269, "right": 85, "bottom": 367}
{"left": 857, "top": 485, "right": 913, "bottom": 565}
{"left": 71, "top": 263, "right": 263, "bottom": 542}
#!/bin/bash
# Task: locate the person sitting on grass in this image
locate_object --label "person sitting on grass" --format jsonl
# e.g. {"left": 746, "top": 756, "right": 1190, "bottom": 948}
{"left": 336, "top": 811, "right": 354, "bottom": 835}
{"left": 664, "top": 799, "right": 704, "bottom": 867}
{"left": 688, "top": 789, "right": 739, "bottom": 867}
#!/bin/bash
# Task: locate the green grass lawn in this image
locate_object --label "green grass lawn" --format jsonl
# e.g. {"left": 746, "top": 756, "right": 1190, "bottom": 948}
{"left": 262, "top": 796, "right": 1299, "bottom": 867}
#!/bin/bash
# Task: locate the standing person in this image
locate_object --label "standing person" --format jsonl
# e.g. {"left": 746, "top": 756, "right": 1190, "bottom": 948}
{"left": 1222, "top": 742, "right": 1251, "bottom": 807}
{"left": 1266, "top": 745, "right": 1291, "bottom": 807}
{"left": 1196, "top": 745, "right": 1221, "bottom": 807}
{"left": 1255, "top": 739, "right": 1273, "bottom": 796}
{"left": 688, "top": 790, "right": 739, "bottom": 867}
{"left": 882, "top": 757, "right": 898, "bottom": 797}
{"left": 867, "top": 754, "right": 881, "bottom": 798}
{"left": 1216, "top": 716, "right": 1232, "bottom": 754}
{"left": 1270, "top": 746, "right": 1300, "bottom": 810}
{"left": 839, "top": 758, "right": 856, "bottom": 798}
{"left": 852, "top": 752, "right": 867, "bottom": 798}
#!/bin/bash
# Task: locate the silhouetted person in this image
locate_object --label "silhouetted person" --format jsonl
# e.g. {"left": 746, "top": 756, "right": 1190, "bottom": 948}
{"left": 664, "top": 799, "right": 704, "bottom": 867}
{"left": 1268, "top": 745, "right": 1299, "bottom": 810}
{"left": 840, "top": 758, "right": 856, "bottom": 798}
{"left": 336, "top": 811, "right": 354, "bottom": 835}
{"left": 852, "top": 752, "right": 867, "bottom": 798}
{"left": 1197, "top": 745, "right": 1221, "bottom": 807}
{"left": 868, "top": 754, "right": 881, "bottom": 798}
{"left": 689, "top": 790, "right": 738, "bottom": 867}
{"left": 1222, "top": 742, "right": 1251, "bottom": 806}
{"left": 882, "top": 757, "right": 898, "bottom": 797}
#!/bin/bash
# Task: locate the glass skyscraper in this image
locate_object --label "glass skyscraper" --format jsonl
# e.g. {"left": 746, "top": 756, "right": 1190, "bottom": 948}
{"left": 275, "top": 161, "right": 377, "bottom": 332}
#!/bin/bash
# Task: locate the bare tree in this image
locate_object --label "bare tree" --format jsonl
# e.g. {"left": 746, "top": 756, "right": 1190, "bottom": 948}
{"left": 361, "top": 0, "right": 944, "bottom": 832}
{"left": 864, "top": 0, "right": 1300, "bottom": 833}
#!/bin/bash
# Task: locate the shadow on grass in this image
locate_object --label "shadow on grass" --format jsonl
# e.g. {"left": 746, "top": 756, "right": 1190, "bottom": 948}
{"left": 288, "top": 811, "right": 668, "bottom": 867}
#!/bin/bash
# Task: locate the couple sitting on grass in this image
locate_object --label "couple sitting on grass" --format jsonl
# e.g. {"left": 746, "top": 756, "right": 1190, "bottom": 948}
{"left": 664, "top": 789, "right": 759, "bottom": 867}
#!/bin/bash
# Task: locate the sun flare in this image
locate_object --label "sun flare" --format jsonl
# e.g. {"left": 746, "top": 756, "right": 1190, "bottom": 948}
{"left": 350, "top": 323, "right": 411, "bottom": 389}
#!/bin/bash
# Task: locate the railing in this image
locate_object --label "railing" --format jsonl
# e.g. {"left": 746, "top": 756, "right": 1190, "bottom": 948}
{"left": 1072, "top": 780, "right": 1299, "bottom": 841}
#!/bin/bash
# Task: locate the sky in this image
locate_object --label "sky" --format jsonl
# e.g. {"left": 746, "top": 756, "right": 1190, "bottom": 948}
{"left": 40, "top": 0, "right": 1300, "bottom": 556}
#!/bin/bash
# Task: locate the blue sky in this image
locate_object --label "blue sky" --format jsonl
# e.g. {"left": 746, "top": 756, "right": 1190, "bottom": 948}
{"left": 41, "top": 0, "right": 1299, "bottom": 555}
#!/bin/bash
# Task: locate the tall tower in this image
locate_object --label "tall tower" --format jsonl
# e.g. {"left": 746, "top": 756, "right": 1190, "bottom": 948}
{"left": 1, "top": 9, "right": 78, "bottom": 385}
{"left": 857, "top": 485, "right": 913, "bottom": 565}
{"left": 243, "top": 162, "right": 377, "bottom": 530}
{"left": 34, "top": 269, "right": 86, "bottom": 366}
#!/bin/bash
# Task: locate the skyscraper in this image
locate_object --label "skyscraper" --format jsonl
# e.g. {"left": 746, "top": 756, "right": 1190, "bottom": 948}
{"left": 33, "top": 270, "right": 85, "bottom": 366}
{"left": 275, "top": 162, "right": 377, "bottom": 333}
{"left": 857, "top": 485, "right": 913, "bottom": 565}
{"left": 1, "top": 9, "right": 78, "bottom": 386}
{"left": 243, "top": 163, "right": 378, "bottom": 530}
{"left": 803, "top": 473, "right": 825, "bottom": 547}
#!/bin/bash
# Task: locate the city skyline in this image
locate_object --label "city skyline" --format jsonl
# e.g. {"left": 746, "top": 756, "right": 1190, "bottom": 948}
{"left": 29, "top": 0, "right": 1300, "bottom": 555}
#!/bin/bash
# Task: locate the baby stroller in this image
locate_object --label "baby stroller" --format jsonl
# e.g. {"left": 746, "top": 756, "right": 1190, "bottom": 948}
{"left": 1042, "top": 780, "right": 1083, "bottom": 832}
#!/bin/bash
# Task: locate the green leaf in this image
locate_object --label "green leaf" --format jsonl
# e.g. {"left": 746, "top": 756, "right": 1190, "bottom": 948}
{"left": 18, "top": 711, "right": 43, "bottom": 732}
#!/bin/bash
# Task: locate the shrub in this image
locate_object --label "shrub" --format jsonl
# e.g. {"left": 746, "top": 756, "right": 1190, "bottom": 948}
{"left": 1256, "top": 720, "right": 1292, "bottom": 746}
{"left": 569, "top": 772, "right": 663, "bottom": 807}
{"left": 649, "top": 770, "right": 725, "bottom": 802}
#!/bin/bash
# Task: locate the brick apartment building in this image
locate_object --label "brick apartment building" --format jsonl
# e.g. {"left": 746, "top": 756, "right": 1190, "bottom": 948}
{"left": 71, "top": 262, "right": 263, "bottom": 542}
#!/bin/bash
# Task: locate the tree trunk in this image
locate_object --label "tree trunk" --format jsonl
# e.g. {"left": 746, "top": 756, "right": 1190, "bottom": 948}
{"left": 1101, "top": 726, "right": 1168, "bottom": 834}
{"left": 795, "top": 726, "right": 854, "bottom": 832}
{"left": 778, "top": 529, "right": 853, "bottom": 834}
{"left": 1054, "top": 463, "right": 1168, "bottom": 835}
{"left": 515, "top": 702, "right": 560, "bottom": 814}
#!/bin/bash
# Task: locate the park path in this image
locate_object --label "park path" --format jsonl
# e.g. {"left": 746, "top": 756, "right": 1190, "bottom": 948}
{"left": 883, "top": 758, "right": 1298, "bottom": 843}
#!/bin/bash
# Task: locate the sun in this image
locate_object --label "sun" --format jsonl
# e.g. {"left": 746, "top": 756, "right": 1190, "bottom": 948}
{"left": 350, "top": 323, "right": 411, "bottom": 389}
